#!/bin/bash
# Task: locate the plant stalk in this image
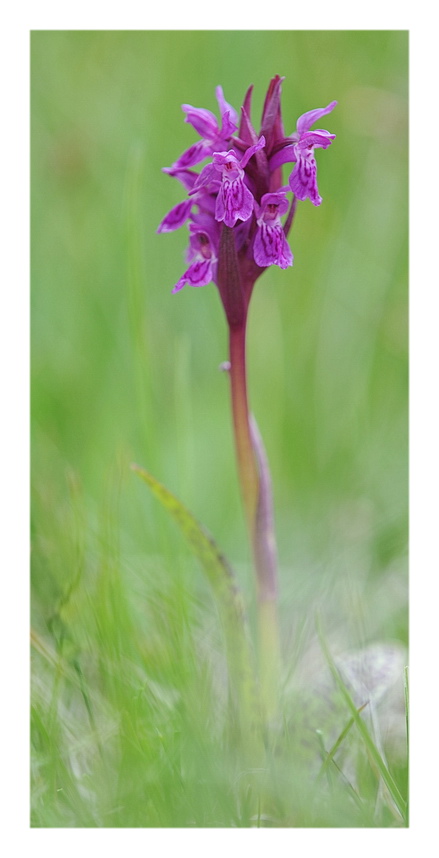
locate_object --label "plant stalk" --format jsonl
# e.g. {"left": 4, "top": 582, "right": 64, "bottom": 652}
{"left": 229, "top": 323, "right": 259, "bottom": 531}
{"left": 228, "top": 321, "right": 281, "bottom": 724}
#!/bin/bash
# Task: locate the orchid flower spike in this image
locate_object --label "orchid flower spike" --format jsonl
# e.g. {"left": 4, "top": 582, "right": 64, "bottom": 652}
{"left": 157, "top": 79, "right": 337, "bottom": 318}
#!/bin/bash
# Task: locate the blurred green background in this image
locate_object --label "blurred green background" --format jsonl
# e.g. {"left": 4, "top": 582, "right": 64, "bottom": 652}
{"left": 31, "top": 30, "right": 408, "bottom": 827}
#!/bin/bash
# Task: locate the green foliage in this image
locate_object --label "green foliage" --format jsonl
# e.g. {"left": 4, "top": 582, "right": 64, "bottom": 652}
{"left": 131, "top": 462, "right": 262, "bottom": 758}
{"left": 31, "top": 30, "right": 408, "bottom": 827}
{"left": 317, "top": 621, "right": 408, "bottom": 824}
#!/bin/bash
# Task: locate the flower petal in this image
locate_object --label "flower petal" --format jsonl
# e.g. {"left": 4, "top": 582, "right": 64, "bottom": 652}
{"left": 166, "top": 141, "right": 212, "bottom": 173}
{"left": 190, "top": 162, "right": 218, "bottom": 193}
{"left": 172, "top": 259, "right": 213, "bottom": 293}
{"left": 215, "top": 177, "right": 254, "bottom": 227}
{"left": 297, "top": 129, "right": 336, "bottom": 150}
{"left": 215, "top": 86, "right": 239, "bottom": 134}
{"left": 157, "top": 199, "right": 193, "bottom": 233}
{"left": 258, "top": 190, "right": 290, "bottom": 218}
{"left": 268, "top": 143, "right": 297, "bottom": 173}
{"left": 162, "top": 168, "right": 199, "bottom": 192}
{"left": 296, "top": 101, "right": 337, "bottom": 136}
{"left": 288, "top": 152, "right": 322, "bottom": 205}
{"left": 240, "top": 135, "right": 266, "bottom": 169}
{"left": 182, "top": 104, "right": 219, "bottom": 139}
{"left": 254, "top": 222, "right": 293, "bottom": 268}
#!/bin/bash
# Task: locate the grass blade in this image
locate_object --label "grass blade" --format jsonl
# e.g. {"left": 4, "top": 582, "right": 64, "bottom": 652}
{"left": 317, "top": 702, "right": 369, "bottom": 780}
{"left": 131, "top": 462, "right": 262, "bottom": 756}
{"left": 317, "top": 620, "right": 408, "bottom": 825}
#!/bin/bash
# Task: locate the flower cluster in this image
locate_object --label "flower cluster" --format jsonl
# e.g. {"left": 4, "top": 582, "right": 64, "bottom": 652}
{"left": 157, "top": 77, "right": 336, "bottom": 323}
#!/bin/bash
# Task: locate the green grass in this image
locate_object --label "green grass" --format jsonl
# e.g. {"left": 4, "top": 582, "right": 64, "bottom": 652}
{"left": 31, "top": 30, "right": 408, "bottom": 827}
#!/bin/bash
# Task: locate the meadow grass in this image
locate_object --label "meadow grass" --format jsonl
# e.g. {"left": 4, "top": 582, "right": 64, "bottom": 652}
{"left": 31, "top": 30, "right": 408, "bottom": 827}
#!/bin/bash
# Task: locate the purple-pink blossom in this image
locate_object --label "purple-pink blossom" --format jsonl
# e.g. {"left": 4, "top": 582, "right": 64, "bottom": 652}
{"left": 172, "top": 220, "right": 219, "bottom": 293}
{"left": 192, "top": 137, "right": 266, "bottom": 228}
{"left": 253, "top": 191, "right": 293, "bottom": 269}
{"left": 269, "top": 101, "right": 337, "bottom": 206}
{"left": 165, "top": 86, "right": 238, "bottom": 175}
{"left": 157, "top": 79, "right": 336, "bottom": 318}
